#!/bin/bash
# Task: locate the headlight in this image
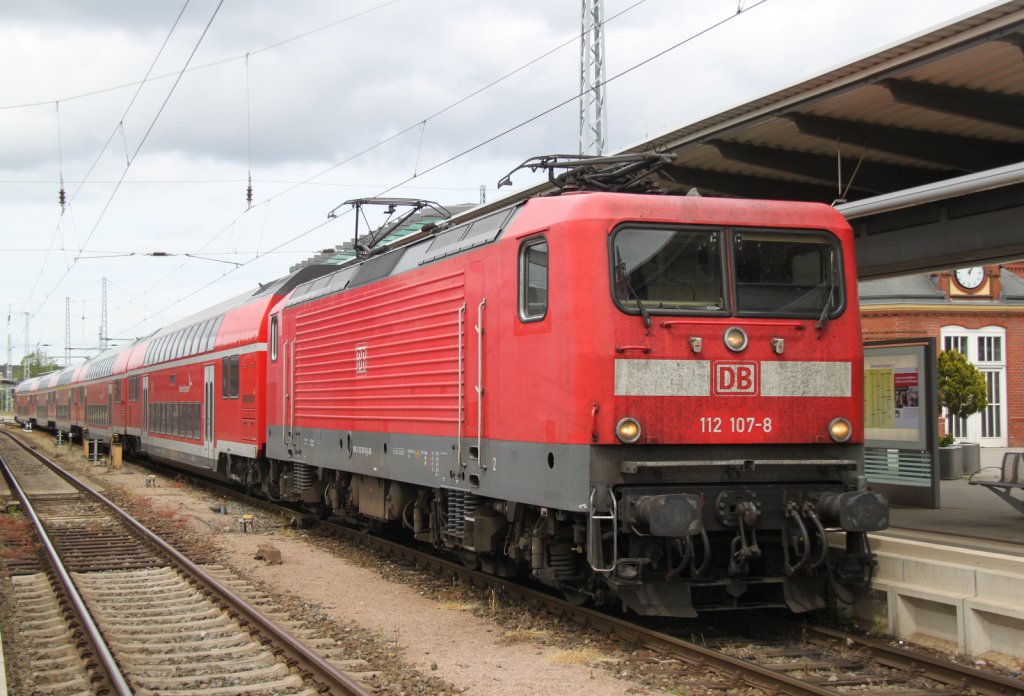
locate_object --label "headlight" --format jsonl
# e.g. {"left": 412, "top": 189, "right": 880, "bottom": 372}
{"left": 829, "top": 418, "right": 852, "bottom": 443}
{"left": 616, "top": 417, "right": 642, "bottom": 444}
{"left": 724, "top": 327, "right": 748, "bottom": 352}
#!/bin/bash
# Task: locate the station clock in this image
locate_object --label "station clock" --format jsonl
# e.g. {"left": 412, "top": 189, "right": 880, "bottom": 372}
{"left": 954, "top": 266, "right": 985, "bottom": 291}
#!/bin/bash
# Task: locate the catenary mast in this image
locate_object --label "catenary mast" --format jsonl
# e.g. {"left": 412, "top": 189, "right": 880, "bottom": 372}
{"left": 579, "top": 0, "right": 608, "bottom": 155}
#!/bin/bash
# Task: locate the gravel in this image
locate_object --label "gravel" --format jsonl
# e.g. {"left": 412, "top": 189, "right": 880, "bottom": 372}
{"left": 6, "top": 427, "right": 720, "bottom": 695}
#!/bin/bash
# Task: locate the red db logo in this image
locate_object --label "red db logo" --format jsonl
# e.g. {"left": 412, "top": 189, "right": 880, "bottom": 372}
{"left": 714, "top": 361, "right": 758, "bottom": 396}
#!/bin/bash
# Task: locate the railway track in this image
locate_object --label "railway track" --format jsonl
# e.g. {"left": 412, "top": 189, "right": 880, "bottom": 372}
{"left": 0, "top": 431, "right": 372, "bottom": 696}
{"left": 159, "top": 455, "right": 1024, "bottom": 695}
{"left": 6, "top": 426, "right": 1022, "bottom": 695}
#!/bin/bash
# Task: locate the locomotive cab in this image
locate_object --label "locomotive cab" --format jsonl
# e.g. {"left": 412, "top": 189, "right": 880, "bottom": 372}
{"left": 576, "top": 202, "right": 887, "bottom": 615}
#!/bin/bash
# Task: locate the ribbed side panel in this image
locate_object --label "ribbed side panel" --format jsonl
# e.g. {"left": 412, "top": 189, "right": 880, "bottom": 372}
{"left": 293, "top": 269, "right": 465, "bottom": 426}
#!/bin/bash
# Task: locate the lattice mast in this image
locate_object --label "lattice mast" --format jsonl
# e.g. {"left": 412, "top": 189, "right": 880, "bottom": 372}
{"left": 99, "top": 277, "right": 108, "bottom": 351}
{"left": 5, "top": 306, "right": 11, "bottom": 380}
{"left": 579, "top": 0, "right": 608, "bottom": 156}
{"left": 22, "top": 312, "right": 29, "bottom": 379}
{"left": 65, "top": 297, "right": 71, "bottom": 366}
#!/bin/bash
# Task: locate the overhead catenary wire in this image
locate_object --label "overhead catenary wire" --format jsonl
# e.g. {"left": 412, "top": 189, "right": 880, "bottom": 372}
{"left": 23, "top": 1, "right": 194, "bottom": 317}
{"left": 330, "top": 2, "right": 770, "bottom": 222}
{"left": 30, "top": 0, "right": 224, "bottom": 325}
{"left": 15, "top": 2, "right": 421, "bottom": 344}
{"left": 109, "top": 1, "right": 768, "bottom": 344}
{"left": 21, "top": 1, "right": 766, "bottom": 355}
{"left": 0, "top": 0, "right": 406, "bottom": 112}
{"left": 106, "top": 0, "right": 652, "bottom": 326}
{"left": 235, "top": 0, "right": 651, "bottom": 212}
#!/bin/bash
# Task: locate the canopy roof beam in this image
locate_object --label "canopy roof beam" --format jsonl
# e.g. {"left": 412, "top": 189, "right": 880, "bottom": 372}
{"left": 881, "top": 78, "right": 1024, "bottom": 130}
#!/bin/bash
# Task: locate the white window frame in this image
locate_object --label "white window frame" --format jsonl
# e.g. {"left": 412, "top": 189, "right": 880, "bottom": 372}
{"left": 940, "top": 324, "right": 1007, "bottom": 446}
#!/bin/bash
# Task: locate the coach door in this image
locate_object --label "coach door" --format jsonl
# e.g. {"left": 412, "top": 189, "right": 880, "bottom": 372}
{"left": 203, "top": 364, "right": 215, "bottom": 460}
{"left": 142, "top": 376, "right": 149, "bottom": 437}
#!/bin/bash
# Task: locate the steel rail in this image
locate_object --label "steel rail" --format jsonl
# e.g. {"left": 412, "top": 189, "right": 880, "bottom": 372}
{"left": 2, "top": 430, "right": 371, "bottom": 696}
{"left": 329, "top": 526, "right": 838, "bottom": 696}
{"left": 803, "top": 624, "right": 1024, "bottom": 696}
{"left": 319, "top": 516, "right": 1024, "bottom": 696}
{"left": 154, "top": 467, "right": 833, "bottom": 693}
{"left": 101, "top": 440, "right": 1024, "bottom": 696}
{"left": 0, "top": 445, "right": 133, "bottom": 696}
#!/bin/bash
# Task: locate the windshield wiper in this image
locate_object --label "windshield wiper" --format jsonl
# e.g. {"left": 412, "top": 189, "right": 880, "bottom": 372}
{"left": 816, "top": 251, "right": 837, "bottom": 332}
{"left": 616, "top": 258, "right": 652, "bottom": 332}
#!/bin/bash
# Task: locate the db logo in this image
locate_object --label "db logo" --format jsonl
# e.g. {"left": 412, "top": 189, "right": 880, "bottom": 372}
{"left": 714, "top": 361, "right": 758, "bottom": 396}
{"left": 355, "top": 344, "right": 368, "bottom": 375}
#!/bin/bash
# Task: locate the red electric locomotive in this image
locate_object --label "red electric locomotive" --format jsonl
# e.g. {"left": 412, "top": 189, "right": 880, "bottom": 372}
{"left": 254, "top": 156, "right": 887, "bottom": 616}
{"left": 15, "top": 155, "right": 887, "bottom": 616}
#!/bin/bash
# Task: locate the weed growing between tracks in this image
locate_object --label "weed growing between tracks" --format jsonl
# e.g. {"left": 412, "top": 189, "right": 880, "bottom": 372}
{"left": 0, "top": 512, "right": 38, "bottom": 576}
{"left": 106, "top": 484, "right": 220, "bottom": 562}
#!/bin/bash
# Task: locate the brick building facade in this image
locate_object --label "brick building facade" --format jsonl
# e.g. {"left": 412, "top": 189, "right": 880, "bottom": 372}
{"left": 859, "top": 263, "right": 1024, "bottom": 447}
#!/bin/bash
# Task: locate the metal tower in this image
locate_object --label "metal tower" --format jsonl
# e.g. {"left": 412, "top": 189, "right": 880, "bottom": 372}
{"left": 99, "top": 277, "right": 108, "bottom": 351}
{"left": 65, "top": 297, "right": 71, "bottom": 366}
{"left": 5, "top": 306, "right": 10, "bottom": 380}
{"left": 22, "top": 312, "right": 29, "bottom": 379}
{"left": 579, "top": 0, "right": 608, "bottom": 155}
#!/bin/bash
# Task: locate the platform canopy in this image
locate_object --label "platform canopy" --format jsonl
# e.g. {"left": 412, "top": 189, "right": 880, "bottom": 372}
{"left": 462, "top": 1, "right": 1024, "bottom": 279}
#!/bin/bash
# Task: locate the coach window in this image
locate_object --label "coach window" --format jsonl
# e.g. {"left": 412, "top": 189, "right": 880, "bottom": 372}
{"left": 205, "top": 317, "right": 221, "bottom": 352}
{"left": 183, "top": 324, "right": 198, "bottom": 357}
{"left": 270, "top": 315, "right": 279, "bottom": 361}
{"left": 518, "top": 236, "right": 548, "bottom": 321}
{"left": 222, "top": 355, "right": 240, "bottom": 399}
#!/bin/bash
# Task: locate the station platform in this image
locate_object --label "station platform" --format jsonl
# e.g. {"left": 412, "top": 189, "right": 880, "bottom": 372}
{"left": 880, "top": 447, "right": 1023, "bottom": 555}
{"left": 860, "top": 448, "right": 1024, "bottom": 667}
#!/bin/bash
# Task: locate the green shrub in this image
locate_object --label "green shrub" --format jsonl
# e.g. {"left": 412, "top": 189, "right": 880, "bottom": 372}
{"left": 937, "top": 350, "right": 988, "bottom": 422}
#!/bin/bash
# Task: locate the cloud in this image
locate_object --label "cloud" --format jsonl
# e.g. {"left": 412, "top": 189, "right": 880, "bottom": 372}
{"left": 0, "top": 0, "right": 997, "bottom": 359}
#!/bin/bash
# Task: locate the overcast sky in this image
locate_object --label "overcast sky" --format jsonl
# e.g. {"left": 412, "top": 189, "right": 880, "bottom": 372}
{"left": 0, "top": 0, "right": 1001, "bottom": 368}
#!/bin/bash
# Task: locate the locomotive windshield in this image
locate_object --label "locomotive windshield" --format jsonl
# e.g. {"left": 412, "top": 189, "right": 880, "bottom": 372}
{"left": 612, "top": 227, "right": 725, "bottom": 312}
{"left": 611, "top": 226, "right": 842, "bottom": 318}
{"left": 733, "top": 231, "right": 841, "bottom": 318}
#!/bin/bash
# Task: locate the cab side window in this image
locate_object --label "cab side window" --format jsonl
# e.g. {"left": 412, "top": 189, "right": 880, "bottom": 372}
{"left": 519, "top": 237, "right": 548, "bottom": 321}
{"left": 270, "top": 315, "right": 279, "bottom": 361}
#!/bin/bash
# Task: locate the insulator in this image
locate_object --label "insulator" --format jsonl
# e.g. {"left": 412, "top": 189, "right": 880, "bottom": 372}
{"left": 58, "top": 187, "right": 66, "bottom": 210}
{"left": 246, "top": 183, "right": 253, "bottom": 207}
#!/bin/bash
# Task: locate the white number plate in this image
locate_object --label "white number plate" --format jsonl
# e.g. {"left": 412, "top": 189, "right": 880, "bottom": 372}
{"left": 700, "top": 416, "right": 773, "bottom": 433}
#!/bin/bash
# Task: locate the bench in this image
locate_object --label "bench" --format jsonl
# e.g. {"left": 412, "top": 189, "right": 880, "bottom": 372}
{"left": 968, "top": 451, "right": 1024, "bottom": 515}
